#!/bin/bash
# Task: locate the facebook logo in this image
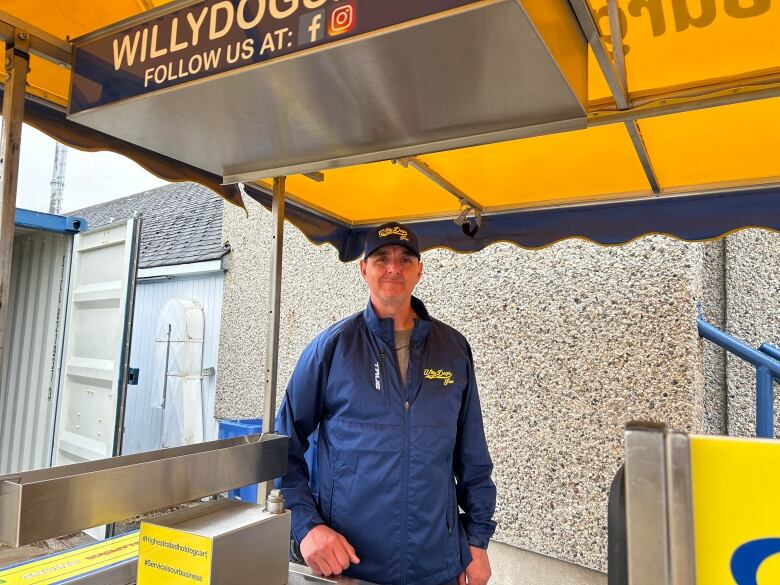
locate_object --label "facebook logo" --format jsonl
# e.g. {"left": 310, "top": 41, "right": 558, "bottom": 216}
{"left": 298, "top": 10, "right": 326, "bottom": 45}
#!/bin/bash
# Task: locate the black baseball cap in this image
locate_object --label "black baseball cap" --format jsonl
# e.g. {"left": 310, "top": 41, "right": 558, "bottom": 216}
{"left": 363, "top": 222, "right": 421, "bottom": 260}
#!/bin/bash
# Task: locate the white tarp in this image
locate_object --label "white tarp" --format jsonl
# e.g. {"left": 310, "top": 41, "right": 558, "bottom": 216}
{"left": 151, "top": 298, "right": 205, "bottom": 447}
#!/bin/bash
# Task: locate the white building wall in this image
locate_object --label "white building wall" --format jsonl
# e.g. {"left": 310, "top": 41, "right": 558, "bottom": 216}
{"left": 122, "top": 270, "right": 224, "bottom": 455}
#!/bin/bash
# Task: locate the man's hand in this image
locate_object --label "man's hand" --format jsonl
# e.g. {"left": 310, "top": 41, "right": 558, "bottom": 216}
{"left": 457, "top": 546, "right": 491, "bottom": 585}
{"left": 300, "top": 524, "right": 360, "bottom": 576}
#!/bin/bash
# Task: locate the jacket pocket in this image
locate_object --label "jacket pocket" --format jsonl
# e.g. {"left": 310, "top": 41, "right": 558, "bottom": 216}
{"left": 325, "top": 479, "right": 335, "bottom": 525}
{"left": 446, "top": 480, "right": 454, "bottom": 535}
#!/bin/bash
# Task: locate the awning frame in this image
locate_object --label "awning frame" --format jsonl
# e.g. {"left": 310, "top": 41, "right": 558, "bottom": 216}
{"left": 0, "top": 6, "right": 777, "bottom": 502}
{"left": 0, "top": 9, "right": 71, "bottom": 68}
{"left": 2, "top": 5, "right": 780, "bottom": 221}
{"left": 0, "top": 29, "right": 30, "bottom": 374}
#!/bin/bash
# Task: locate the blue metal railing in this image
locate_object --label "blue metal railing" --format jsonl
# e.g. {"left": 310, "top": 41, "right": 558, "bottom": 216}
{"left": 697, "top": 307, "right": 780, "bottom": 439}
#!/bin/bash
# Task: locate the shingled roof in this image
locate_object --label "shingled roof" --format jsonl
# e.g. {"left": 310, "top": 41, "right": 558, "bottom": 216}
{"left": 68, "top": 182, "right": 228, "bottom": 269}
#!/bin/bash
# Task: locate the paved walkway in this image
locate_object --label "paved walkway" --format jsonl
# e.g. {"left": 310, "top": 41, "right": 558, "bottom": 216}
{"left": 489, "top": 541, "right": 607, "bottom": 585}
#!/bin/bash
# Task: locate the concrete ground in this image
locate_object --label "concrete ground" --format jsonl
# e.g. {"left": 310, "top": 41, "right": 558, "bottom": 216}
{"left": 489, "top": 541, "right": 607, "bottom": 585}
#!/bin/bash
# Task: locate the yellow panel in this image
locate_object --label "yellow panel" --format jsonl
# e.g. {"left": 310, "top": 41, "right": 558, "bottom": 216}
{"left": 138, "top": 523, "right": 212, "bottom": 585}
{"left": 588, "top": 46, "right": 614, "bottom": 104}
{"left": 639, "top": 97, "right": 780, "bottom": 190}
{"left": 0, "top": 1, "right": 173, "bottom": 106}
{"left": 274, "top": 125, "right": 650, "bottom": 224}
{"left": 587, "top": 0, "right": 780, "bottom": 97}
{"left": 28, "top": 56, "right": 70, "bottom": 106}
{"left": 421, "top": 123, "right": 651, "bottom": 209}
{"left": 0, "top": 55, "right": 71, "bottom": 107}
{"left": 0, "top": 1, "right": 173, "bottom": 40}
{"left": 279, "top": 161, "right": 462, "bottom": 225}
{"left": 691, "top": 435, "right": 780, "bottom": 584}
{"left": 0, "top": 532, "right": 139, "bottom": 584}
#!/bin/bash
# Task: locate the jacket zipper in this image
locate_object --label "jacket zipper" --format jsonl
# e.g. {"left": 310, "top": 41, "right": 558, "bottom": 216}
{"left": 380, "top": 351, "right": 389, "bottom": 406}
{"left": 401, "top": 324, "right": 421, "bottom": 585}
{"left": 447, "top": 479, "right": 454, "bottom": 534}
{"left": 382, "top": 323, "right": 419, "bottom": 584}
{"left": 402, "top": 398, "right": 410, "bottom": 585}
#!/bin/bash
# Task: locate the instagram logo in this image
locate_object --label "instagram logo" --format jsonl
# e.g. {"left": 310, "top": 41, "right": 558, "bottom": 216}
{"left": 328, "top": 2, "right": 356, "bottom": 36}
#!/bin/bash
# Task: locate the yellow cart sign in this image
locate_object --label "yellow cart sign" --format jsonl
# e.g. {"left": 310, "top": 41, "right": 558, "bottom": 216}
{"left": 137, "top": 523, "right": 213, "bottom": 584}
{"left": 691, "top": 436, "right": 780, "bottom": 585}
{"left": 0, "top": 532, "right": 138, "bottom": 585}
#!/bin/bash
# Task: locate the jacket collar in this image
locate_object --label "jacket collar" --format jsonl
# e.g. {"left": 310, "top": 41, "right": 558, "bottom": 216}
{"left": 364, "top": 296, "right": 432, "bottom": 347}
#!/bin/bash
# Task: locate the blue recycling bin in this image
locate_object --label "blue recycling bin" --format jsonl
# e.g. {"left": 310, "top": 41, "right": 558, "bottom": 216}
{"left": 219, "top": 418, "right": 263, "bottom": 502}
{"left": 218, "top": 419, "right": 319, "bottom": 503}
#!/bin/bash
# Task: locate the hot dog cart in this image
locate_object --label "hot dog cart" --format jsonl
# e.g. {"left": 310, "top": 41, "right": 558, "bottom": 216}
{"left": 0, "top": 1, "right": 778, "bottom": 584}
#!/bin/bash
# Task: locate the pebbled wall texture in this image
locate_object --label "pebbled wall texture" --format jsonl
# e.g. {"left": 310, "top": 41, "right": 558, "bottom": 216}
{"left": 723, "top": 230, "right": 780, "bottom": 438}
{"left": 216, "top": 194, "right": 778, "bottom": 571}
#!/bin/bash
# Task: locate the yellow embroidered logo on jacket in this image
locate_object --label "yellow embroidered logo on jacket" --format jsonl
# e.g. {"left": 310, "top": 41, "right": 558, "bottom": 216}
{"left": 424, "top": 369, "right": 454, "bottom": 386}
{"left": 378, "top": 226, "right": 410, "bottom": 241}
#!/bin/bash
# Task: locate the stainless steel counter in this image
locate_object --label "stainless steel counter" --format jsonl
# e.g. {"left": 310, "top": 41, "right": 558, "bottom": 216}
{"left": 289, "top": 563, "right": 378, "bottom": 585}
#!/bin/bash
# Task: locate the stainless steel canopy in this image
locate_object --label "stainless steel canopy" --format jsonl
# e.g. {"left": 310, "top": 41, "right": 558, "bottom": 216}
{"left": 67, "top": 0, "right": 587, "bottom": 182}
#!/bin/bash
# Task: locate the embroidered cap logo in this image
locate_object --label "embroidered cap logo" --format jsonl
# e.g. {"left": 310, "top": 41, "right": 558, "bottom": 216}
{"left": 378, "top": 226, "right": 410, "bottom": 242}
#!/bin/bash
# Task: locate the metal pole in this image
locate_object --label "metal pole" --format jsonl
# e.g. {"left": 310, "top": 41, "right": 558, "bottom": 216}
{"left": 48, "top": 143, "right": 68, "bottom": 214}
{"left": 606, "top": 0, "right": 628, "bottom": 107}
{"left": 567, "top": 0, "right": 627, "bottom": 109}
{"left": 756, "top": 366, "right": 774, "bottom": 439}
{"left": 759, "top": 343, "right": 780, "bottom": 365}
{"left": 697, "top": 316, "right": 780, "bottom": 375}
{"left": 0, "top": 34, "right": 29, "bottom": 374}
{"left": 259, "top": 176, "right": 285, "bottom": 506}
{"left": 623, "top": 422, "right": 671, "bottom": 585}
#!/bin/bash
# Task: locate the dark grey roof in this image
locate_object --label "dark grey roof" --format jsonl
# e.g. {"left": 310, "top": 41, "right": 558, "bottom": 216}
{"left": 68, "top": 183, "right": 228, "bottom": 269}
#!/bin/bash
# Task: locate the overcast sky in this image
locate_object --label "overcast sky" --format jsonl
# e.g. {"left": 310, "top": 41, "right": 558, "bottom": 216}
{"left": 14, "top": 123, "right": 168, "bottom": 214}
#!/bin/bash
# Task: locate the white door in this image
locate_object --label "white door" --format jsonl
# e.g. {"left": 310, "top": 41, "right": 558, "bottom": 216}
{"left": 53, "top": 219, "right": 139, "bottom": 467}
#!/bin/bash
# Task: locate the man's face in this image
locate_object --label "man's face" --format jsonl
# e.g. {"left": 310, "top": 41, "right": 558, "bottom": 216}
{"left": 360, "top": 245, "right": 423, "bottom": 306}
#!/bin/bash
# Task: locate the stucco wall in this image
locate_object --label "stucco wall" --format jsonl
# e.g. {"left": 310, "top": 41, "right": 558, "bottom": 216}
{"left": 723, "top": 230, "right": 780, "bottom": 438}
{"left": 217, "top": 194, "right": 777, "bottom": 571}
{"left": 216, "top": 197, "right": 364, "bottom": 420}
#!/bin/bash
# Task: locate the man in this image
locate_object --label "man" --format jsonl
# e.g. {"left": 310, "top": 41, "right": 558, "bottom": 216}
{"left": 276, "top": 221, "right": 496, "bottom": 585}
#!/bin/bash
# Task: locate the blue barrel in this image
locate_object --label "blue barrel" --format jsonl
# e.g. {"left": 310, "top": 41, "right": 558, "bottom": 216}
{"left": 218, "top": 419, "right": 319, "bottom": 502}
{"left": 219, "top": 419, "right": 263, "bottom": 502}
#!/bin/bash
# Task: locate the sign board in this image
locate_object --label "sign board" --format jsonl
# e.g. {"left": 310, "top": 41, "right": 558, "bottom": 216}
{"left": 136, "top": 500, "right": 290, "bottom": 585}
{"left": 137, "top": 524, "right": 213, "bottom": 584}
{"left": 70, "top": 0, "right": 483, "bottom": 114}
{"left": 691, "top": 435, "right": 780, "bottom": 584}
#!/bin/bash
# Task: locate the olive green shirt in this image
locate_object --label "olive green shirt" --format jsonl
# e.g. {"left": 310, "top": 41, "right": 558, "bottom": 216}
{"left": 394, "top": 328, "right": 413, "bottom": 387}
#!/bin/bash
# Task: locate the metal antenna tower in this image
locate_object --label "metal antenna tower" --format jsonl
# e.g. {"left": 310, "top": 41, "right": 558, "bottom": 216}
{"left": 49, "top": 143, "right": 68, "bottom": 214}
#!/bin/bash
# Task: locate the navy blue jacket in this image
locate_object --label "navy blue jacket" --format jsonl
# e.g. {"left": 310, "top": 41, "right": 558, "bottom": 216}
{"left": 276, "top": 297, "right": 496, "bottom": 585}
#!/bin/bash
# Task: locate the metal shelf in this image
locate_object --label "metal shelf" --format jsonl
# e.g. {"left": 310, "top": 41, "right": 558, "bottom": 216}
{"left": 0, "top": 433, "right": 288, "bottom": 547}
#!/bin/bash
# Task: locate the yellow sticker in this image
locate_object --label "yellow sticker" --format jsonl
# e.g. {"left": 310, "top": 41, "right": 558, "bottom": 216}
{"left": 137, "top": 523, "right": 212, "bottom": 585}
{"left": 691, "top": 436, "right": 780, "bottom": 585}
{"left": 0, "top": 532, "right": 138, "bottom": 585}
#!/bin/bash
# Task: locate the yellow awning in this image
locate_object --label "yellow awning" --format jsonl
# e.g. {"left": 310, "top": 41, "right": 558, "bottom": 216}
{"left": 586, "top": 0, "right": 780, "bottom": 102}
{"left": 0, "top": 0, "right": 779, "bottom": 228}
